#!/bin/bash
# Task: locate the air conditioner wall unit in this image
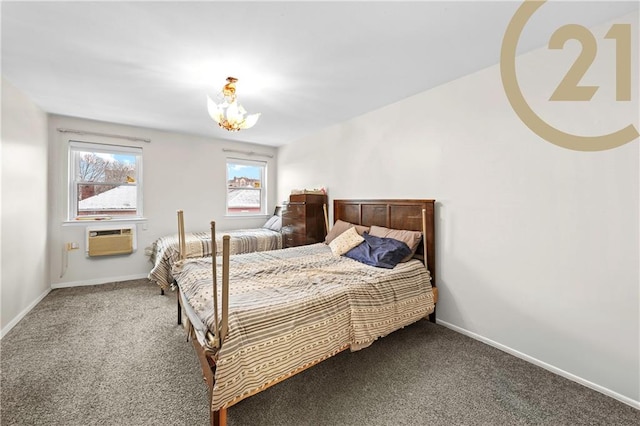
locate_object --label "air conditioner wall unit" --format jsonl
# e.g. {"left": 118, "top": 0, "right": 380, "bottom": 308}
{"left": 86, "top": 225, "right": 136, "bottom": 257}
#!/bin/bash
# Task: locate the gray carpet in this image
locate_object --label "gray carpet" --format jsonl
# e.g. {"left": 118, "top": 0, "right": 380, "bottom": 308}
{"left": 1, "top": 280, "right": 638, "bottom": 426}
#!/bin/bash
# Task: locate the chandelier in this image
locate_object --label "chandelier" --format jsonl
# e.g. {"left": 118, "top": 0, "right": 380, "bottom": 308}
{"left": 207, "top": 77, "right": 260, "bottom": 132}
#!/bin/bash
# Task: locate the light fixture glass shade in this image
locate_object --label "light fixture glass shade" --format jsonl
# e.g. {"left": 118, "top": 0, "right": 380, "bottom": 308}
{"left": 207, "top": 77, "right": 260, "bottom": 132}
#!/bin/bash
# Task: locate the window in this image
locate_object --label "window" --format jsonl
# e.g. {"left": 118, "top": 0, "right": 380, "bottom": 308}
{"left": 226, "top": 158, "right": 267, "bottom": 216}
{"left": 68, "top": 141, "right": 143, "bottom": 220}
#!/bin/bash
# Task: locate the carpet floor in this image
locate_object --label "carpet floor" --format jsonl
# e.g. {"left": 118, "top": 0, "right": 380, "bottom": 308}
{"left": 1, "top": 279, "right": 638, "bottom": 425}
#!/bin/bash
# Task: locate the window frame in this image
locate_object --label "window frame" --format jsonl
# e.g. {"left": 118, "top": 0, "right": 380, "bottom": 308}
{"left": 68, "top": 141, "right": 144, "bottom": 221}
{"left": 225, "top": 157, "right": 268, "bottom": 217}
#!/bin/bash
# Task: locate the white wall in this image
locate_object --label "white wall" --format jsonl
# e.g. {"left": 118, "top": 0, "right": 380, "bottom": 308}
{"left": 277, "top": 13, "right": 639, "bottom": 405}
{"left": 48, "top": 115, "right": 278, "bottom": 287}
{"left": 1, "top": 78, "right": 50, "bottom": 337}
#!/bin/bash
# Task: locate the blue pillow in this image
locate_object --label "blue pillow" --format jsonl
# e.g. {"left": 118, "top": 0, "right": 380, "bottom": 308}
{"left": 344, "top": 232, "right": 411, "bottom": 269}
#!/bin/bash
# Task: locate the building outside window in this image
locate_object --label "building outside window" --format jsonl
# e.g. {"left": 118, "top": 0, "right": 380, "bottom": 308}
{"left": 226, "top": 158, "right": 267, "bottom": 215}
{"left": 68, "top": 141, "right": 143, "bottom": 220}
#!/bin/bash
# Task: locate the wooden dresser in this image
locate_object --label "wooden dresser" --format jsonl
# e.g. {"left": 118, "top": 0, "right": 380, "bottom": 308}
{"left": 282, "top": 194, "right": 328, "bottom": 248}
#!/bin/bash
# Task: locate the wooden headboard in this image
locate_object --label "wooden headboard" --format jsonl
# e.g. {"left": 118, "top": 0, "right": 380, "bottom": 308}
{"left": 333, "top": 199, "right": 436, "bottom": 288}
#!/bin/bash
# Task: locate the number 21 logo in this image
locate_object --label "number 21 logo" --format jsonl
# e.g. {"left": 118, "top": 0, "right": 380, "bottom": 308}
{"left": 549, "top": 23, "right": 631, "bottom": 102}
{"left": 501, "top": 0, "right": 638, "bottom": 151}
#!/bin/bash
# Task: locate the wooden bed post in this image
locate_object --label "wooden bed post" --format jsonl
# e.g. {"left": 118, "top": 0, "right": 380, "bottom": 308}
{"left": 421, "top": 208, "right": 428, "bottom": 267}
{"left": 208, "top": 234, "right": 231, "bottom": 426}
{"left": 323, "top": 203, "right": 330, "bottom": 235}
{"left": 220, "top": 235, "right": 230, "bottom": 344}
{"left": 178, "top": 210, "right": 186, "bottom": 261}
{"left": 211, "top": 222, "right": 220, "bottom": 347}
{"left": 176, "top": 210, "right": 185, "bottom": 322}
{"left": 422, "top": 207, "right": 437, "bottom": 323}
{"left": 212, "top": 407, "right": 227, "bottom": 426}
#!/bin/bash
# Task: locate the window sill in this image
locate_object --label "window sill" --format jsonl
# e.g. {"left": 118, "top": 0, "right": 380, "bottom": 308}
{"left": 63, "top": 217, "right": 148, "bottom": 226}
{"left": 224, "top": 215, "right": 270, "bottom": 219}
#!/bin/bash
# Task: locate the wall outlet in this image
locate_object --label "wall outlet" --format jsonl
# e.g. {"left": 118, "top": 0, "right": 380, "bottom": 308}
{"left": 66, "top": 242, "right": 80, "bottom": 251}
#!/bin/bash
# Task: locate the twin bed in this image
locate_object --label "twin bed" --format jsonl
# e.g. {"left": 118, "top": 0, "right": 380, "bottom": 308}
{"left": 170, "top": 199, "right": 437, "bottom": 426}
{"left": 147, "top": 209, "right": 284, "bottom": 292}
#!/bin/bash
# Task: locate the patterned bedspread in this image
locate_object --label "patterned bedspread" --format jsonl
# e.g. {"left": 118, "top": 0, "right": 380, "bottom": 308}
{"left": 148, "top": 228, "right": 282, "bottom": 290}
{"left": 172, "top": 243, "right": 434, "bottom": 411}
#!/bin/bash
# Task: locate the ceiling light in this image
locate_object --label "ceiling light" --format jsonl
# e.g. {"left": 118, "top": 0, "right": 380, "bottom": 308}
{"left": 207, "top": 77, "right": 260, "bottom": 132}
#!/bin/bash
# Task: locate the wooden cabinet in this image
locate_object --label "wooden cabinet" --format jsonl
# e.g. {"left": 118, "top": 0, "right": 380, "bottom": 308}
{"left": 282, "top": 194, "right": 328, "bottom": 248}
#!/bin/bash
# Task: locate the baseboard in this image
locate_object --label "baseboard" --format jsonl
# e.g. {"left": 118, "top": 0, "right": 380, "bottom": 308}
{"left": 436, "top": 319, "right": 640, "bottom": 410}
{"left": 51, "top": 273, "right": 149, "bottom": 289}
{"left": 1, "top": 287, "right": 51, "bottom": 339}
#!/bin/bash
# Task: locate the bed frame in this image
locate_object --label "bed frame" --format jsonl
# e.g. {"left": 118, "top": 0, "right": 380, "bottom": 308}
{"left": 177, "top": 199, "right": 436, "bottom": 426}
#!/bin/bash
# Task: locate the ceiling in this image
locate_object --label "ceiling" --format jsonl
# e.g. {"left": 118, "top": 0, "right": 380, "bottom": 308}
{"left": 2, "top": 1, "right": 637, "bottom": 147}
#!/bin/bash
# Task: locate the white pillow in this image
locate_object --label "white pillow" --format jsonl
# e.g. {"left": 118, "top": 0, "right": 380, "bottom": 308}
{"left": 328, "top": 226, "right": 364, "bottom": 256}
{"left": 262, "top": 215, "right": 282, "bottom": 231}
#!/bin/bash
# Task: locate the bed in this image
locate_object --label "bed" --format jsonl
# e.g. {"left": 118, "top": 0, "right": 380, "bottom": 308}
{"left": 173, "top": 199, "right": 437, "bottom": 426}
{"left": 147, "top": 209, "right": 285, "bottom": 292}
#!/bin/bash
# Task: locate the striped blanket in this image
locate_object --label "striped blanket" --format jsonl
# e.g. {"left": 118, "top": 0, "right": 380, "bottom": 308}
{"left": 148, "top": 228, "right": 282, "bottom": 290}
{"left": 172, "top": 243, "right": 434, "bottom": 411}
